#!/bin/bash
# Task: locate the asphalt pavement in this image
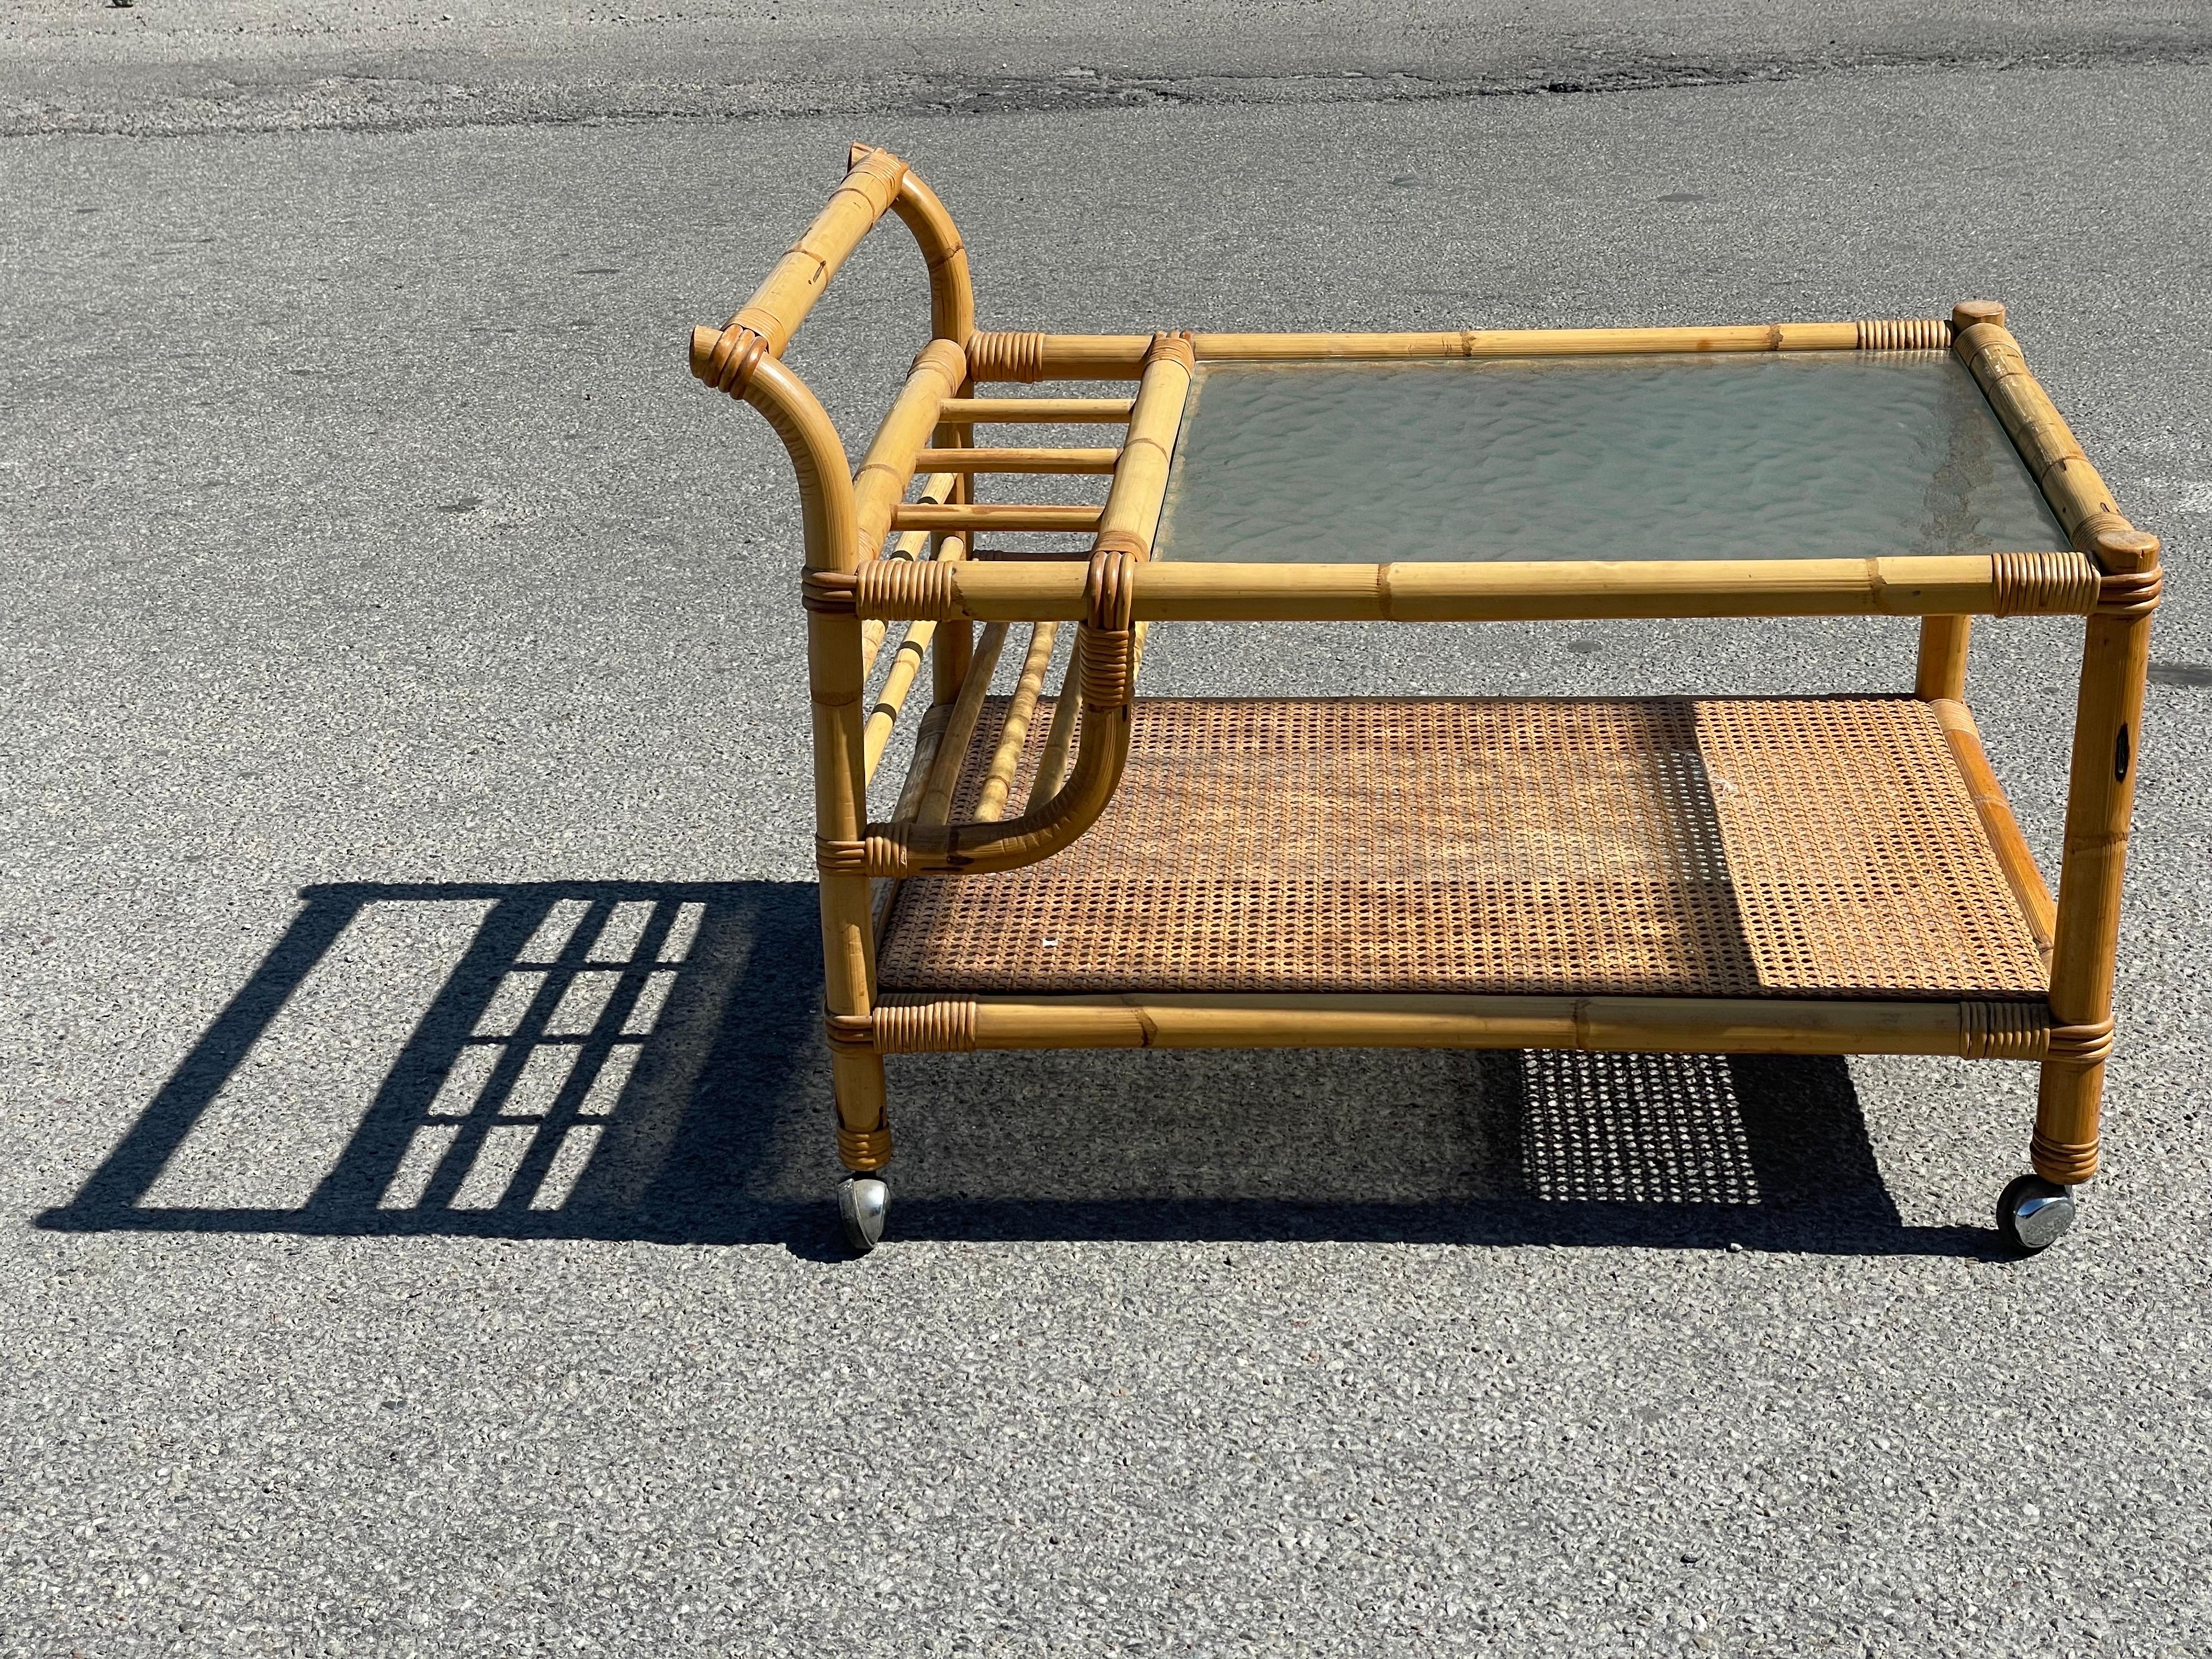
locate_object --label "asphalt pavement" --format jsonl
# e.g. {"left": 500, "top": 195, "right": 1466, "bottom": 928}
{"left": 4, "top": 10, "right": 2211, "bottom": 1656}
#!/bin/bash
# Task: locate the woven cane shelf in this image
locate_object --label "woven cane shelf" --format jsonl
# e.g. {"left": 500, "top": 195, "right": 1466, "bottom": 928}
{"left": 878, "top": 696, "right": 2049, "bottom": 1002}
{"left": 691, "top": 144, "right": 2162, "bottom": 1250}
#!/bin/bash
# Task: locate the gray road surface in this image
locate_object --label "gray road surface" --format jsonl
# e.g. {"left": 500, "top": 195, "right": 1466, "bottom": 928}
{"left": 4, "top": 10, "right": 2211, "bottom": 1657}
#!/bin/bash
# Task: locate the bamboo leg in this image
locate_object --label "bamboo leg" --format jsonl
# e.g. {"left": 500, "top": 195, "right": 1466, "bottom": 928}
{"left": 2033, "top": 529, "right": 2158, "bottom": 1186}
{"left": 810, "top": 605, "right": 891, "bottom": 1173}
{"left": 1915, "top": 616, "right": 1971, "bottom": 701}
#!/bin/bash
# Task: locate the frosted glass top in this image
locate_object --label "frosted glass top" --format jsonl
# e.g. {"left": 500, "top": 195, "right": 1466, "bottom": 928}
{"left": 1152, "top": 351, "right": 2065, "bottom": 563}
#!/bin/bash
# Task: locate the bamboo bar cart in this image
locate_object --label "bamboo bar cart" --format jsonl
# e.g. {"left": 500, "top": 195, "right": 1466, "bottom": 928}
{"left": 693, "top": 145, "right": 2160, "bottom": 1252}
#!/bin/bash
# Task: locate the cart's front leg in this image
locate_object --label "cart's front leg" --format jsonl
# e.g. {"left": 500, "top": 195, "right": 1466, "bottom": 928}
{"left": 810, "top": 600, "right": 895, "bottom": 1250}
{"left": 2011, "top": 526, "right": 2159, "bottom": 1249}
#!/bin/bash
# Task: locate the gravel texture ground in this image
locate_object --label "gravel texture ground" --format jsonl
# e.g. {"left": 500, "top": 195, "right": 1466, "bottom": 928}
{"left": 4, "top": 12, "right": 2211, "bottom": 1656}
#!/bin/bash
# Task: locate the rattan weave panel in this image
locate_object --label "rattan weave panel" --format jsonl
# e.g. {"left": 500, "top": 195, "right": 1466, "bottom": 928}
{"left": 877, "top": 697, "right": 2050, "bottom": 1000}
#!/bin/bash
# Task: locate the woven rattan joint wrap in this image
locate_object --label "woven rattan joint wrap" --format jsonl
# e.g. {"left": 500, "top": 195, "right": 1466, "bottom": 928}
{"left": 1145, "top": 330, "right": 1198, "bottom": 372}
{"left": 879, "top": 697, "right": 2053, "bottom": 1001}
{"left": 802, "top": 567, "right": 860, "bottom": 614}
{"left": 2030, "top": 1128, "right": 2098, "bottom": 1184}
{"left": 2045, "top": 1018, "right": 2117, "bottom": 1067}
{"left": 2096, "top": 567, "right": 2163, "bottom": 617}
{"left": 1857, "top": 318, "right": 1951, "bottom": 351}
{"left": 872, "top": 999, "right": 980, "bottom": 1053}
{"left": 853, "top": 557, "right": 959, "bottom": 619}
{"left": 1990, "top": 550, "right": 2102, "bottom": 616}
{"left": 1962, "top": 999, "right": 2051, "bottom": 1059}
{"left": 837, "top": 1125, "right": 894, "bottom": 1170}
{"left": 967, "top": 330, "right": 1047, "bottom": 382}
{"left": 696, "top": 326, "right": 770, "bottom": 399}
{"left": 823, "top": 1011, "right": 875, "bottom": 1050}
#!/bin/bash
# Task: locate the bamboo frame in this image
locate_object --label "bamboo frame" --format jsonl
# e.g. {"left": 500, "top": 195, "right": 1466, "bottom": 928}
{"left": 693, "top": 148, "right": 2155, "bottom": 1230}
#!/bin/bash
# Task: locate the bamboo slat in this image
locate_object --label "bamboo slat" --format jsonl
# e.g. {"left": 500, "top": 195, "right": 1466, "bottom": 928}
{"left": 1928, "top": 698, "right": 2057, "bottom": 957}
{"left": 891, "top": 504, "right": 1105, "bottom": 533}
{"left": 913, "top": 622, "right": 1009, "bottom": 827}
{"left": 863, "top": 618, "right": 938, "bottom": 783}
{"left": 972, "top": 623, "right": 1060, "bottom": 821}
{"left": 913, "top": 447, "right": 1121, "bottom": 474}
{"left": 937, "top": 397, "right": 1136, "bottom": 424}
{"left": 945, "top": 993, "right": 1993, "bottom": 1056}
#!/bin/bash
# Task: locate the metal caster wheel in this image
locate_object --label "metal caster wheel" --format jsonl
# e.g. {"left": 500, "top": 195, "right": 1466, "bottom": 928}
{"left": 1996, "top": 1173, "right": 2076, "bottom": 1252}
{"left": 838, "top": 1174, "right": 889, "bottom": 1254}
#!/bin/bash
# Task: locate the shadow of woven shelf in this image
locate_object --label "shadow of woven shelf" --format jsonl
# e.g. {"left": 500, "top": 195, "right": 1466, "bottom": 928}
{"left": 38, "top": 879, "right": 1995, "bottom": 1258}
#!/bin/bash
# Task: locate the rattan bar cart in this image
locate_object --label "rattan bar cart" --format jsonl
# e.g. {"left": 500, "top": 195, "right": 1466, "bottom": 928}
{"left": 692, "top": 146, "right": 2160, "bottom": 1253}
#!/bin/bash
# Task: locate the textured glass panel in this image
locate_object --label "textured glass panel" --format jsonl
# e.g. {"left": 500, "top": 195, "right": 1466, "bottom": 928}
{"left": 1153, "top": 351, "right": 2065, "bottom": 564}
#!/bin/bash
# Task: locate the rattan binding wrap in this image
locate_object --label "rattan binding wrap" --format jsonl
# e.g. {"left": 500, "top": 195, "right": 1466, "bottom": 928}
{"left": 1990, "top": 550, "right": 2103, "bottom": 616}
{"left": 1857, "top": 318, "right": 1952, "bottom": 351}
{"left": 966, "top": 330, "right": 1048, "bottom": 382}
{"left": 2096, "top": 566, "right": 2163, "bottom": 617}
{"left": 872, "top": 998, "right": 981, "bottom": 1053}
{"left": 879, "top": 697, "right": 2052, "bottom": 1001}
{"left": 1961, "top": 998, "right": 2051, "bottom": 1059}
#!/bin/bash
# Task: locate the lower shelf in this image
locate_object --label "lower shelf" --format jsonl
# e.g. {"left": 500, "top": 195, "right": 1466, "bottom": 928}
{"left": 878, "top": 695, "right": 2051, "bottom": 1005}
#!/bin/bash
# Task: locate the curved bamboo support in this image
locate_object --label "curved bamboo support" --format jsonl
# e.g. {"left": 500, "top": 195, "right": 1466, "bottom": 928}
{"left": 874, "top": 145, "right": 976, "bottom": 347}
{"left": 823, "top": 334, "right": 1196, "bottom": 877}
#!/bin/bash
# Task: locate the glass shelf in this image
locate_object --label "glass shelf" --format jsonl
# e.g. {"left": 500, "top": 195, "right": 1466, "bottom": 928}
{"left": 1153, "top": 351, "right": 2064, "bottom": 565}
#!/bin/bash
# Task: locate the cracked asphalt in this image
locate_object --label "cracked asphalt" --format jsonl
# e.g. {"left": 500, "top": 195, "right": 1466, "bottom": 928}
{"left": 4, "top": 5, "right": 2211, "bottom": 1655}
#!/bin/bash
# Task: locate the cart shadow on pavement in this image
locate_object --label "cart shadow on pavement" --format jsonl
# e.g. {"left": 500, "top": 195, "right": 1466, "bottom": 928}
{"left": 38, "top": 880, "right": 2000, "bottom": 1258}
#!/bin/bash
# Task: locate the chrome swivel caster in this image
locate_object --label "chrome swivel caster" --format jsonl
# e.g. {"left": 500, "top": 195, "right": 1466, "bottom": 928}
{"left": 1996, "top": 1173, "right": 2076, "bottom": 1252}
{"left": 837, "top": 1173, "right": 890, "bottom": 1254}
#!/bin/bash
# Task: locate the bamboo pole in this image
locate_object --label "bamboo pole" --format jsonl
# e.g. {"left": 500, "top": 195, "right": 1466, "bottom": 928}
{"left": 1928, "top": 698, "right": 2057, "bottom": 959}
{"left": 935, "top": 992, "right": 2000, "bottom": 1056}
{"left": 851, "top": 341, "right": 964, "bottom": 559}
{"left": 1030, "top": 686, "right": 1080, "bottom": 805}
{"left": 972, "top": 623, "right": 1060, "bottom": 821}
{"left": 913, "top": 621, "right": 1009, "bottom": 827}
{"left": 1953, "top": 306, "right": 2127, "bottom": 548}
{"left": 938, "top": 397, "right": 1136, "bottom": 424}
{"left": 968, "top": 322, "right": 1878, "bottom": 380}
{"left": 891, "top": 504, "right": 1105, "bottom": 533}
{"left": 2034, "top": 526, "right": 2160, "bottom": 1184}
{"left": 913, "top": 447, "right": 1121, "bottom": 474}
{"left": 855, "top": 553, "right": 2038, "bottom": 624}
{"left": 863, "top": 617, "right": 939, "bottom": 783}
{"left": 719, "top": 353, "right": 888, "bottom": 1170}
{"left": 1915, "top": 616, "right": 1972, "bottom": 701}
{"left": 929, "top": 532, "right": 974, "bottom": 704}
{"left": 717, "top": 148, "right": 907, "bottom": 359}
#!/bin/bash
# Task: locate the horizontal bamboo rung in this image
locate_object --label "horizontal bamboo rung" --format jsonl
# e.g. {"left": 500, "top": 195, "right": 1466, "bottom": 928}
{"left": 913, "top": 447, "right": 1121, "bottom": 474}
{"left": 968, "top": 323, "right": 1882, "bottom": 379}
{"left": 890, "top": 504, "right": 1105, "bottom": 533}
{"left": 850, "top": 553, "right": 2080, "bottom": 624}
{"left": 868, "top": 993, "right": 2052, "bottom": 1058}
{"left": 936, "top": 397, "right": 1136, "bottom": 424}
